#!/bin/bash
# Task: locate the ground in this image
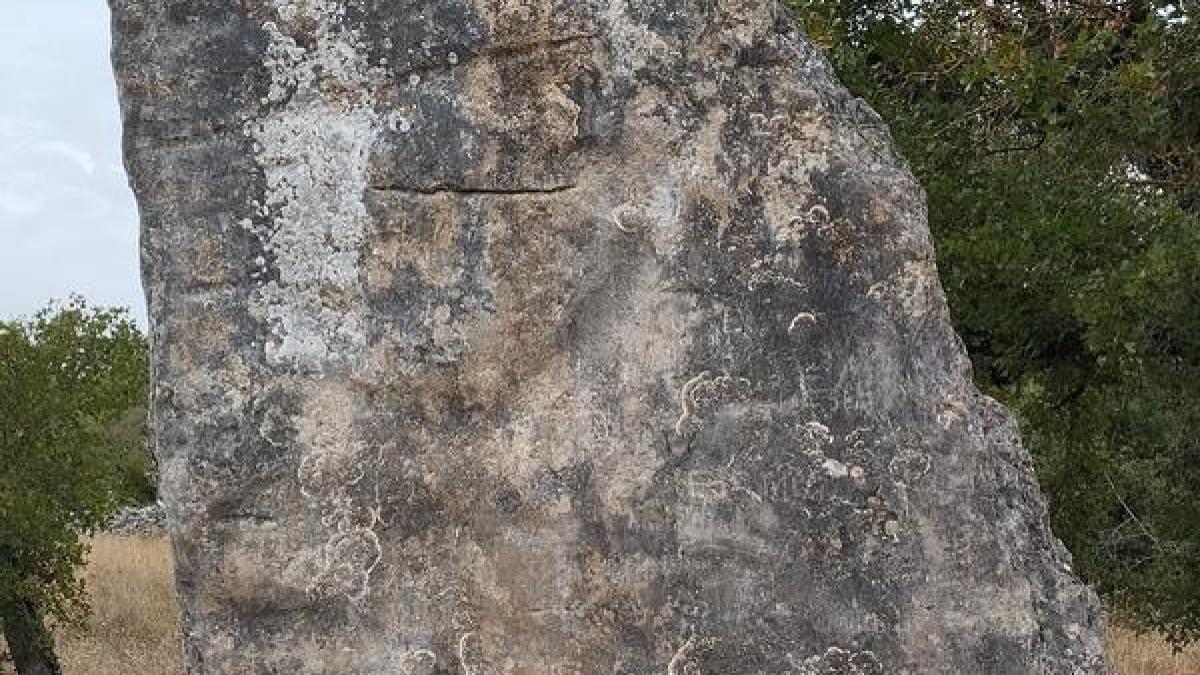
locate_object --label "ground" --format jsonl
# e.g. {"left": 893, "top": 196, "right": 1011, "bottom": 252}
{"left": 0, "top": 535, "right": 1196, "bottom": 674}
{"left": 1, "top": 537, "right": 181, "bottom": 674}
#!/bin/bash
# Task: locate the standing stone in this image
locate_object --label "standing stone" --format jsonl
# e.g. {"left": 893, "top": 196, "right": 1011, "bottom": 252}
{"left": 111, "top": 1, "right": 1110, "bottom": 672}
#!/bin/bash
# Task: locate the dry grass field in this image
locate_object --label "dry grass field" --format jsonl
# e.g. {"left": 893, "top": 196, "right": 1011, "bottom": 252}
{"left": 1106, "top": 626, "right": 1200, "bottom": 675}
{"left": 2, "top": 535, "right": 1198, "bottom": 674}
{"left": 54, "top": 536, "right": 183, "bottom": 674}
{"left": 0, "top": 536, "right": 182, "bottom": 675}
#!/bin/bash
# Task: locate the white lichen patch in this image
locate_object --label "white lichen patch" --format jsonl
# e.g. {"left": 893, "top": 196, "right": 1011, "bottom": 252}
{"left": 255, "top": 99, "right": 372, "bottom": 365}
{"left": 382, "top": 649, "right": 439, "bottom": 675}
{"left": 250, "top": 1, "right": 388, "bottom": 373}
{"left": 247, "top": 3, "right": 388, "bottom": 603}
{"left": 601, "top": 2, "right": 676, "bottom": 76}
{"left": 800, "top": 420, "right": 834, "bottom": 452}
{"left": 788, "top": 646, "right": 883, "bottom": 675}
{"left": 292, "top": 383, "right": 383, "bottom": 602}
{"left": 821, "top": 457, "right": 849, "bottom": 479}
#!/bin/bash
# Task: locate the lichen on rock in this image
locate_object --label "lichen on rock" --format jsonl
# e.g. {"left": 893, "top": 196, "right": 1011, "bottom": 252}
{"left": 111, "top": 0, "right": 1110, "bottom": 672}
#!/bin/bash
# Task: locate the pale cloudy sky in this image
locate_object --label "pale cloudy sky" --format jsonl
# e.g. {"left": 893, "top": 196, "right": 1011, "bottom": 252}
{"left": 0, "top": 1, "right": 145, "bottom": 324}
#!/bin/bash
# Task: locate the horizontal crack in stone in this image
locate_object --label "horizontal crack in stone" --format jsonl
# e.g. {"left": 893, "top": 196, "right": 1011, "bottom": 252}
{"left": 483, "top": 34, "right": 599, "bottom": 60}
{"left": 368, "top": 183, "right": 577, "bottom": 196}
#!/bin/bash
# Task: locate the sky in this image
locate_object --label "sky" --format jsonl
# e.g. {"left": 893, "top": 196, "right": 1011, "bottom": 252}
{"left": 0, "top": 1, "right": 145, "bottom": 325}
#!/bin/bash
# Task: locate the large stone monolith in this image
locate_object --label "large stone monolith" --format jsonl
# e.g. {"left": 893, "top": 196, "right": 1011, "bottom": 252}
{"left": 111, "top": 1, "right": 1109, "bottom": 672}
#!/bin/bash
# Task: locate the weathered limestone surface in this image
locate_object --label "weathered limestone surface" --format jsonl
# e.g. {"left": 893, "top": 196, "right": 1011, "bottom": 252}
{"left": 111, "top": 1, "right": 1109, "bottom": 672}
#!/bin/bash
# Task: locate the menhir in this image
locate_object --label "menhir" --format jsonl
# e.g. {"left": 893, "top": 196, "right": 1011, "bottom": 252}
{"left": 111, "top": 0, "right": 1109, "bottom": 672}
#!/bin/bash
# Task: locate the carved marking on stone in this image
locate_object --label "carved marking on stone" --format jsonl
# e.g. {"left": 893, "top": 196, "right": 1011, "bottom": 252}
{"left": 888, "top": 448, "right": 932, "bottom": 483}
{"left": 611, "top": 205, "right": 640, "bottom": 233}
{"left": 805, "top": 204, "right": 830, "bottom": 227}
{"left": 611, "top": 184, "right": 680, "bottom": 236}
{"left": 784, "top": 203, "right": 831, "bottom": 240}
{"left": 788, "top": 312, "right": 818, "bottom": 335}
{"left": 666, "top": 634, "right": 697, "bottom": 675}
{"left": 746, "top": 264, "right": 808, "bottom": 293}
{"left": 749, "top": 111, "right": 789, "bottom": 137}
{"left": 674, "top": 371, "right": 711, "bottom": 436}
{"left": 790, "top": 646, "right": 883, "bottom": 675}
{"left": 458, "top": 632, "right": 477, "bottom": 675}
{"left": 801, "top": 420, "right": 834, "bottom": 450}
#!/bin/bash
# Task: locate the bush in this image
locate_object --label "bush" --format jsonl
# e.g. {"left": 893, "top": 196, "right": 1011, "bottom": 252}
{"left": 0, "top": 298, "right": 150, "bottom": 674}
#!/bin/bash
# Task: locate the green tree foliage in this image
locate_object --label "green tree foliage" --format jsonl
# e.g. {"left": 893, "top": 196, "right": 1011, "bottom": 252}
{"left": 0, "top": 299, "right": 150, "bottom": 674}
{"left": 785, "top": 0, "right": 1200, "bottom": 643}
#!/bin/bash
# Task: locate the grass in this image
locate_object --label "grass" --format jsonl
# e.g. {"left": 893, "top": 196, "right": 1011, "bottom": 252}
{"left": 2, "top": 535, "right": 1198, "bottom": 673}
{"left": 1106, "top": 624, "right": 1200, "bottom": 675}
{"left": 55, "top": 536, "right": 184, "bottom": 674}
{"left": 0, "top": 536, "right": 182, "bottom": 675}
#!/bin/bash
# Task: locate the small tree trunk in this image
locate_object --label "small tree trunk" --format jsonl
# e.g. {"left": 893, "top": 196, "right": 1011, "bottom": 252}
{"left": 0, "top": 599, "right": 62, "bottom": 675}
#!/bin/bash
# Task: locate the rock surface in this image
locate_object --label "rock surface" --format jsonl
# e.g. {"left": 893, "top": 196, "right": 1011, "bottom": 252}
{"left": 111, "top": 1, "right": 1109, "bottom": 672}
{"left": 106, "top": 502, "right": 167, "bottom": 537}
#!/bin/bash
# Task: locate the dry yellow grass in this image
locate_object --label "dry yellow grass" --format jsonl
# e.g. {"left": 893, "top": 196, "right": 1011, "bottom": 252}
{"left": 3, "top": 535, "right": 1199, "bottom": 673}
{"left": 0, "top": 536, "right": 182, "bottom": 674}
{"left": 1106, "top": 623, "right": 1200, "bottom": 675}
{"left": 53, "top": 535, "right": 183, "bottom": 674}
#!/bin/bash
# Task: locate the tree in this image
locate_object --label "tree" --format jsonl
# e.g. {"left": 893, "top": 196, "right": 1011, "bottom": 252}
{"left": 786, "top": 0, "right": 1200, "bottom": 644}
{"left": 0, "top": 299, "right": 149, "bottom": 674}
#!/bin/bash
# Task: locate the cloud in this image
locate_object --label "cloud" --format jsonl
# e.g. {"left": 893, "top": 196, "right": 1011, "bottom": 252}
{"left": 0, "top": 51, "right": 34, "bottom": 68}
{"left": 32, "top": 139, "right": 96, "bottom": 174}
{"left": 0, "top": 1, "right": 146, "bottom": 326}
{"left": 0, "top": 188, "right": 44, "bottom": 216}
{"left": 0, "top": 114, "right": 52, "bottom": 139}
